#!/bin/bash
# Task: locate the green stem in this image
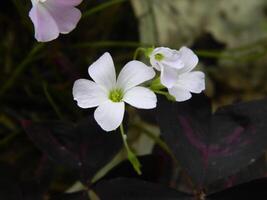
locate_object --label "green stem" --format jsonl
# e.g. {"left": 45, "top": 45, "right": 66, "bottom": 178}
{"left": 119, "top": 124, "right": 142, "bottom": 175}
{"left": 0, "top": 131, "right": 20, "bottom": 150}
{"left": 11, "top": 0, "right": 32, "bottom": 31}
{"left": 153, "top": 90, "right": 176, "bottom": 101}
{"left": 149, "top": 77, "right": 165, "bottom": 91}
{"left": 133, "top": 123, "right": 196, "bottom": 190}
{"left": 133, "top": 123, "right": 175, "bottom": 160}
{"left": 196, "top": 47, "right": 267, "bottom": 61}
{"left": 133, "top": 47, "right": 146, "bottom": 60}
{"left": 71, "top": 40, "right": 267, "bottom": 61}
{"left": 153, "top": 90, "right": 167, "bottom": 95}
{"left": 43, "top": 82, "right": 64, "bottom": 120}
{"left": 83, "top": 0, "right": 128, "bottom": 18}
{"left": 0, "top": 43, "right": 45, "bottom": 96}
{"left": 72, "top": 40, "right": 150, "bottom": 49}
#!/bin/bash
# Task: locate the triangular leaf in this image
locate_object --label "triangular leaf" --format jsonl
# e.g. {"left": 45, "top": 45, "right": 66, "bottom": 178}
{"left": 22, "top": 116, "right": 122, "bottom": 184}
{"left": 207, "top": 178, "right": 267, "bottom": 199}
{"left": 93, "top": 177, "right": 192, "bottom": 200}
{"left": 157, "top": 94, "right": 267, "bottom": 187}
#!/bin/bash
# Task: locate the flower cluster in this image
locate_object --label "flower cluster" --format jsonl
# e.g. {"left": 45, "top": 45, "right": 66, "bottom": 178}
{"left": 149, "top": 47, "right": 205, "bottom": 102}
{"left": 27, "top": 2, "right": 205, "bottom": 128}
{"left": 27, "top": 1, "right": 205, "bottom": 175}
{"left": 73, "top": 47, "right": 205, "bottom": 131}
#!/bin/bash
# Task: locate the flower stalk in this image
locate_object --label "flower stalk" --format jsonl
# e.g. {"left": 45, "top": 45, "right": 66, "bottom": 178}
{"left": 133, "top": 47, "right": 147, "bottom": 60}
{"left": 119, "top": 124, "right": 142, "bottom": 175}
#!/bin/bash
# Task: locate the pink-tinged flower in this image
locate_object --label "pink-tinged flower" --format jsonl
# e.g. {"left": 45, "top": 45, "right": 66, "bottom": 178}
{"left": 73, "top": 53, "right": 157, "bottom": 131}
{"left": 167, "top": 47, "right": 205, "bottom": 102}
{"left": 29, "top": 0, "right": 82, "bottom": 42}
{"left": 149, "top": 46, "right": 199, "bottom": 88}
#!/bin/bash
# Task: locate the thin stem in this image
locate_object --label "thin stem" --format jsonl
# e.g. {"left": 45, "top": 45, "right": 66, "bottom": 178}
{"left": 133, "top": 123, "right": 175, "bottom": 160}
{"left": 133, "top": 47, "right": 146, "bottom": 60}
{"left": 11, "top": 0, "right": 32, "bottom": 31}
{"left": 134, "top": 122, "right": 196, "bottom": 191}
{"left": 0, "top": 131, "right": 20, "bottom": 150}
{"left": 153, "top": 90, "right": 168, "bottom": 95}
{"left": 119, "top": 124, "right": 142, "bottom": 175}
{"left": 43, "top": 82, "right": 64, "bottom": 120}
{"left": 0, "top": 43, "right": 45, "bottom": 96}
{"left": 119, "top": 124, "right": 130, "bottom": 152}
{"left": 91, "top": 150, "right": 124, "bottom": 184}
{"left": 83, "top": 0, "right": 128, "bottom": 18}
{"left": 153, "top": 90, "right": 176, "bottom": 101}
{"left": 71, "top": 40, "right": 267, "bottom": 61}
{"left": 71, "top": 40, "right": 150, "bottom": 49}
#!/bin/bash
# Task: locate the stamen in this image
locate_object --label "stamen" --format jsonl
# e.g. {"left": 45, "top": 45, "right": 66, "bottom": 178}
{"left": 109, "top": 89, "right": 123, "bottom": 102}
{"left": 155, "top": 53, "right": 164, "bottom": 61}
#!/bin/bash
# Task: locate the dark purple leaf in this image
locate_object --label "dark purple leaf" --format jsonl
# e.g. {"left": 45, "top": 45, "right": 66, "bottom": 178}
{"left": 0, "top": 162, "right": 51, "bottom": 200}
{"left": 207, "top": 178, "right": 267, "bottom": 199}
{"left": 208, "top": 155, "right": 267, "bottom": 194}
{"left": 138, "top": 108, "right": 157, "bottom": 124}
{"left": 22, "top": 116, "right": 122, "bottom": 184}
{"left": 93, "top": 177, "right": 192, "bottom": 200}
{"left": 22, "top": 120, "right": 80, "bottom": 169}
{"left": 0, "top": 164, "right": 22, "bottom": 200}
{"left": 101, "top": 154, "right": 173, "bottom": 184}
{"left": 51, "top": 191, "right": 90, "bottom": 200}
{"left": 157, "top": 94, "right": 267, "bottom": 187}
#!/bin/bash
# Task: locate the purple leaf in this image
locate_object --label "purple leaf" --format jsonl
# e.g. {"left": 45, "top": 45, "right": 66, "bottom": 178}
{"left": 157, "top": 94, "right": 267, "bottom": 188}
{"left": 101, "top": 154, "right": 173, "bottom": 184}
{"left": 0, "top": 164, "right": 22, "bottom": 200}
{"left": 93, "top": 177, "right": 192, "bottom": 200}
{"left": 51, "top": 191, "right": 90, "bottom": 200}
{"left": 0, "top": 162, "right": 52, "bottom": 200}
{"left": 22, "top": 116, "right": 122, "bottom": 184}
{"left": 207, "top": 178, "right": 267, "bottom": 199}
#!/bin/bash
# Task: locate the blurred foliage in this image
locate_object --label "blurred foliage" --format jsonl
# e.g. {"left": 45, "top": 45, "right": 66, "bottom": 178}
{"left": 131, "top": 0, "right": 267, "bottom": 47}
{"left": 131, "top": 0, "right": 267, "bottom": 107}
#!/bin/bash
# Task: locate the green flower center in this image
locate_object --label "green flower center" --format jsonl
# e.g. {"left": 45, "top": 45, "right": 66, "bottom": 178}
{"left": 109, "top": 89, "right": 123, "bottom": 102}
{"left": 155, "top": 53, "right": 164, "bottom": 61}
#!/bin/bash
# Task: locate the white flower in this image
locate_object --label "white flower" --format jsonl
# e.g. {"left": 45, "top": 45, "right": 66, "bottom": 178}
{"left": 29, "top": 0, "right": 82, "bottom": 42}
{"left": 73, "top": 53, "right": 157, "bottom": 131}
{"left": 167, "top": 47, "right": 205, "bottom": 102}
{"left": 149, "top": 46, "right": 199, "bottom": 88}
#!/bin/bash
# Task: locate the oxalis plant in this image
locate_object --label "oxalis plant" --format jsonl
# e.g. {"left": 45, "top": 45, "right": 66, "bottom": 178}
{"left": 1, "top": 0, "right": 265, "bottom": 200}
{"left": 21, "top": 47, "right": 267, "bottom": 200}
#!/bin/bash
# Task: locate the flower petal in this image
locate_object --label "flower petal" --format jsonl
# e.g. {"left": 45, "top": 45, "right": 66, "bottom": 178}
{"left": 29, "top": 3, "right": 59, "bottom": 42}
{"left": 94, "top": 101, "right": 125, "bottom": 131}
{"left": 116, "top": 61, "right": 155, "bottom": 91}
{"left": 176, "top": 71, "right": 205, "bottom": 93}
{"left": 53, "top": 0, "right": 83, "bottom": 6}
{"left": 177, "top": 46, "right": 199, "bottom": 73}
{"left": 150, "top": 47, "right": 184, "bottom": 70}
{"left": 168, "top": 86, "right": 192, "bottom": 102}
{"left": 44, "top": 1, "right": 81, "bottom": 34}
{"left": 150, "top": 47, "right": 170, "bottom": 71}
{"left": 123, "top": 86, "right": 157, "bottom": 109}
{"left": 160, "top": 65, "right": 178, "bottom": 88}
{"left": 88, "top": 53, "right": 116, "bottom": 90}
{"left": 73, "top": 79, "right": 108, "bottom": 108}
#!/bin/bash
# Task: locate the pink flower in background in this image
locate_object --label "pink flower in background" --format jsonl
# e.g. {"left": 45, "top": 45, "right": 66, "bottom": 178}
{"left": 29, "top": 0, "right": 82, "bottom": 42}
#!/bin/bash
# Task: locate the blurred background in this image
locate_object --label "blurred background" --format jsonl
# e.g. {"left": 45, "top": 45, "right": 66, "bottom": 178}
{"left": 1, "top": 0, "right": 267, "bottom": 196}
